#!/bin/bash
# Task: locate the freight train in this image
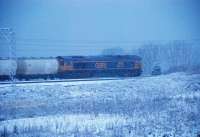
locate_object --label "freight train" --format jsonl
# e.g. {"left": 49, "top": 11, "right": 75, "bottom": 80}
{"left": 0, "top": 55, "right": 142, "bottom": 81}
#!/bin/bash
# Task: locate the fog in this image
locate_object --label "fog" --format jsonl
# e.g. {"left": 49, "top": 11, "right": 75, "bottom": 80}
{"left": 0, "top": 0, "right": 200, "bottom": 57}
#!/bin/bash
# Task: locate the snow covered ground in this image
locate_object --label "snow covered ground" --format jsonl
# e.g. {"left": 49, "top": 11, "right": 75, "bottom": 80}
{"left": 0, "top": 73, "right": 200, "bottom": 137}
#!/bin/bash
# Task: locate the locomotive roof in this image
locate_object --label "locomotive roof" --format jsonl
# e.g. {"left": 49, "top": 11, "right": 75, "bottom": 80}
{"left": 57, "top": 55, "right": 141, "bottom": 62}
{"left": 0, "top": 55, "right": 142, "bottom": 62}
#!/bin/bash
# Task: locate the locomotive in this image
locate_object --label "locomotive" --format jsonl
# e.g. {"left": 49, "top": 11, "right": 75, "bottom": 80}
{"left": 0, "top": 55, "right": 142, "bottom": 80}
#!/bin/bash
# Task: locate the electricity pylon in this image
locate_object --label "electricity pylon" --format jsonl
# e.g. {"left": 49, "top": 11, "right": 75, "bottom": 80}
{"left": 0, "top": 28, "right": 16, "bottom": 82}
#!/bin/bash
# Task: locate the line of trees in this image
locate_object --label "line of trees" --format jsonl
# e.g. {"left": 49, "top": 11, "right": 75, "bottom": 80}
{"left": 101, "top": 41, "right": 200, "bottom": 74}
{"left": 136, "top": 41, "right": 200, "bottom": 74}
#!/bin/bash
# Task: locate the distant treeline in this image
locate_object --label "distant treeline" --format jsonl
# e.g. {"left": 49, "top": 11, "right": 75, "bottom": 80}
{"left": 136, "top": 41, "right": 200, "bottom": 74}
{"left": 102, "top": 40, "right": 200, "bottom": 74}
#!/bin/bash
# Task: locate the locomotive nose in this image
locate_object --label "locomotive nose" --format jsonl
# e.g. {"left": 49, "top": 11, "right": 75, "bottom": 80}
{"left": 134, "top": 61, "right": 142, "bottom": 69}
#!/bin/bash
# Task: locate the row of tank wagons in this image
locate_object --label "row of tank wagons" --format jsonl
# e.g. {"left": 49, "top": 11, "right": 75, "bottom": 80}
{"left": 0, "top": 55, "right": 142, "bottom": 78}
{"left": 0, "top": 58, "right": 59, "bottom": 76}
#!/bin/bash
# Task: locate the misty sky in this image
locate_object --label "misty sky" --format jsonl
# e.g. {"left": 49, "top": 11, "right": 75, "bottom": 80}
{"left": 0, "top": 0, "right": 200, "bottom": 57}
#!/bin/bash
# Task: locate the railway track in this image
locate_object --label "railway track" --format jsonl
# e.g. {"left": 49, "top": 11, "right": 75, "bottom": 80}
{"left": 0, "top": 75, "right": 153, "bottom": 87}
{"left": 0, "top": 77, "right": 126, "bottom": 85}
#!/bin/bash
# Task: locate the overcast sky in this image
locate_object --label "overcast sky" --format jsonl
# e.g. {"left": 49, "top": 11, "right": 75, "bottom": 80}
{"left": 0, "top": 0, "right": 200, "bottom": 57}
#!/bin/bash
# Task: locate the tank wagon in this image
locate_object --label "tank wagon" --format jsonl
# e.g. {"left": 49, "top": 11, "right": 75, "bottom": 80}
{"left": 16, "top": 58, "right": 59, "bottom": 80}
{"left": 0, "top": 55, "right": 142, "bottom": 80}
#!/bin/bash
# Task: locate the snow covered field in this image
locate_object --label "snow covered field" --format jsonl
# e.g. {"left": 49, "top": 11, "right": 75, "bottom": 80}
{"left": 0, "top": 73, "right": 200, "bottom": 137}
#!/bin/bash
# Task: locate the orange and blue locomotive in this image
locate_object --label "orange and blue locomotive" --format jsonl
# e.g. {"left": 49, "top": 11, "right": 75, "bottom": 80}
{"left": 0, "top": 55, "right": 142, "bottom": 80}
